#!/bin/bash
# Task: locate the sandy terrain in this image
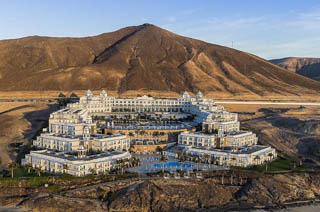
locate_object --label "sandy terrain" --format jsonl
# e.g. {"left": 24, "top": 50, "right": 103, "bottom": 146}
{"left": 275, "top": 205, "right": 320, "bottom": 212}
{"left": 0, "top": 102, "right": 57, "bottom": 169}
{"left": 221, "top": 104, "right": 320, "bottom": 164}
{"left": 2, "top": 90, "right": 320, "bottom": 101}
{"left": 0, "top": 206, "right": 30, "bottom": 212}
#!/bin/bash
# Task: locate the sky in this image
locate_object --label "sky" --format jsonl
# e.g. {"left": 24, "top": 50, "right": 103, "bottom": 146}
{"left": 0, "top": 0, "right": 319, "bottom": 59}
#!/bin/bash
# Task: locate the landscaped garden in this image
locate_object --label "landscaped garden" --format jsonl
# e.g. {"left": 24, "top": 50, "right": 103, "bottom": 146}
{"left": 238, "top": 157, "right": 309, "bottom": 173}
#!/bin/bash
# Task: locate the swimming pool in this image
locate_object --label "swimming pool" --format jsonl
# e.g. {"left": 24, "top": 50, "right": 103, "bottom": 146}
{"left": 153, "top": 162, "right": 194, "bottom": 169}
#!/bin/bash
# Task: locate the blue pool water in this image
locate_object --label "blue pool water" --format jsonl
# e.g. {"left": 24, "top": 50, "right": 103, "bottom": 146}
{"left": 153, "top": 162, "right": 193, "bottom": 169}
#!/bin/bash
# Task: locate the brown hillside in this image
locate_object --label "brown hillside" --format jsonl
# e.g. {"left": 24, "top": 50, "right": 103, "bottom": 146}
{"left": 270, "top": 57, "right": 320, "bottom": 82}
{"left": 0, "top": 23, "right": 320, "bottom": 96}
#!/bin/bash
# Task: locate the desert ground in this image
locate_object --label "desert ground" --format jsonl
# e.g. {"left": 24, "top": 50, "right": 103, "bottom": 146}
{"left": 2, "top": 90, "right": 320, "bottom": 100}
{"left": 222, "top": 104, "right": 320, "bottom": 166}
{"left": 0, "top": 102, "right": 57, "bottom": 170}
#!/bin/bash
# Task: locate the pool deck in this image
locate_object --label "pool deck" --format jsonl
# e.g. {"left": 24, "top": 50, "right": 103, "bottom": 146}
{"left": 128, "top": 154, "right": 229, "bottom": 174}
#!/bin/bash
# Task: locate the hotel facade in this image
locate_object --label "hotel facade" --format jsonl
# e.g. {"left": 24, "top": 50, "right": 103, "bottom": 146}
{"left": 23, "top": 149, "right": 131, "bottom": 177}
{"left": 68, "top": 90, "right": 215, "bottom": 114}
{"left": 23, "top": 90, "right": 277, "bottom": 173}
{"left": 68, "top": 90, "right": 277, "bottom": 167}
{"left": 22, "top": 107, "right": 131, "bottom": 176}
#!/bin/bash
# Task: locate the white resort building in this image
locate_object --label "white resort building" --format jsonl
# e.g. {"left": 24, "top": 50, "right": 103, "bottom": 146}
{"left": 68, "top": 90, "right": 215, "bottom": 114}
{"left": 69, "top": 90, "right": 277, "bottom": 167}
{"left": 48, "top": 108, "right": 96, "bottom": 136}
{"left": 183, "top": 145, "right": 276, "bottom": 167}
{"left": 23, "top": 149, "right": 131, "bottom": 177}
{"left": 176, "top": 100, "right": 275, "bottom": 167}
{"left": 22, "top": 89, "right": 277, "bottom": 174}
{"left": 22, "top": 106, "right": 131, "bottom": 176}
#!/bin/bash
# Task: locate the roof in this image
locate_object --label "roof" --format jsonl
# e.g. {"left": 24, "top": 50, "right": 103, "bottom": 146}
{"left": 30, "top": 150, "right": 130, "bottom": 162}
{"left": 196, "top": 91, "right": 203, "bottom": 97}
{"left": 85, "top": 89, "right": 93, "bottom": 96}
{"left": 100, "top": 90, "right": 107, "bottom": 96}
{"left": 186, "top": 145, "right": 273, "bottom": 155}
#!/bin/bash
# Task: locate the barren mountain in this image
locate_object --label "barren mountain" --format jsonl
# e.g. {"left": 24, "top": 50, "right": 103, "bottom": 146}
{"left": 271, "top": 57, "right": 320, "bottom": 82}
{"left": 1, "top": 23, "right": 320, "bottom": 97}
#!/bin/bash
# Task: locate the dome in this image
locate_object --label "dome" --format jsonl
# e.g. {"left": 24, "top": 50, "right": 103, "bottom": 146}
{"left": 100, "top": 90, "right": 107, "bottom": 96}
{"left": 77, "top": 145, "right": 87, "bottom": 158}
{"left": 182, "top": 91, "right": 190, "bottom": 98}
{"left": 196, "top": 91, "right": 203, "bottom": 98}
{"left": 85, "top": 89, "right": 93, "bottom": 97}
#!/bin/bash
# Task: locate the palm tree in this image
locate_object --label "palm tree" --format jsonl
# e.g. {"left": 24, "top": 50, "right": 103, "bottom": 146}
{"left": 116, "top": 159, "right": 122, "bottom": 170}
{"left": 230, "top": 170, "right": 236, "bottom": 185}
{"left": 188, "top": 154, "right": 193, "bottom": 162}
{"left": 156, "top": 146, "right": 163, "bottom": 153}
{"left": 239, "top": 172, "right": 243, "bottom": 185}
{"left": 265, "top": 153, "right": 274, "bottom": 172}
{"left": 160, "top": 155, "right": 167, "bottom": 162}
{"left": 221, "top": 173, "right": 224, "bottom": 185}
{"left": 292, "top": 160, "right": 297, "bottom": 169}
{"left": 63, "top": 163, "right": 69, "bottom": 174}
{"left": 298, "top": 155, "right": 304, "bottom": 166}
{"left": 90, "top": 168, "right": 97, "bottom": 175}
{"left": 24, "top": 163, "right": 32, "bottom": 174}
{"left": 194, "top": 156, "right": 200, "bottom": 171}
{"left": 203, "top": 154, "right": 210, "bottom": 164}
{"left": 254, "top": 156, "right": 260, "bottom": 165}
{"left": 34, "top": 166, "right": 42, "bottom": 177}
{"left": 176, "top": 152, "right": 182, "bottom": 160}
{"left": 8, "top": 162, "right": 17, "bottom": 179}
{"left": 182, "top": 152, "right": 187, "bottom": 161}
{"left": 213, "top": 157, "right": 219, "bottom": 165}
{"left": 268, "top": 153, "right": 273, "bottom": 160}
{"left": 231, "top": 157, "right": 237, "bottom": 167}
{"left": 131, "top": 157, "right": 140, "bottom": 167}
{"left": 116, "top": 159, "right": 127, "bottom": 173}
{"left": 121, "top": 161, "right": 127, "bottom": 174}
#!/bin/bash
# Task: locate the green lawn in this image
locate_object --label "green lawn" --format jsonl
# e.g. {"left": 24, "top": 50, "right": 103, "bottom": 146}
{"left": 0, "top": 166, "right": 139, "bottom": 188}
{"left": 239, "top": 158, "right": 308, "bottom": 173}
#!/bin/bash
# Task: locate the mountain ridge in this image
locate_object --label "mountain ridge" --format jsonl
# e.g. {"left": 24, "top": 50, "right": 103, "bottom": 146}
{"left": 0, "top": 23, "right": 320, "bottom": 97}
{"left": 270, "top": 57, "right": 320, "bottom": 82}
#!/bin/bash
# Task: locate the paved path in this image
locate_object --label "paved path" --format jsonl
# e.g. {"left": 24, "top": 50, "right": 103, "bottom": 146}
{"left": 216, "top": 101, "right": 320, "bottom": 106}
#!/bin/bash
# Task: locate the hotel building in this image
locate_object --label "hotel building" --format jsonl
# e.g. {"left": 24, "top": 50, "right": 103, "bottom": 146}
{"left": 48, "top": 108, "right": 96, "bottom": 136}
{"left": 184, "top": 145, "right": 276, "bottom": 167}
{"left": 68, "top": 90, "right": 216, "bottom": 114}
{"left": 23, "top": 107, "right": 131, "bottom": 176}
{"left": 68, "top": 90, "right": 276, "bottom": 168}
{"left": 22, "top": 149, "right": 131, "bottom": 177}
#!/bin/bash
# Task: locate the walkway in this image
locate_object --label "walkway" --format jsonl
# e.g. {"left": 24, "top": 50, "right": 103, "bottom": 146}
{"left": 216, "top": 101, "right": 320, "bottom": 106}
